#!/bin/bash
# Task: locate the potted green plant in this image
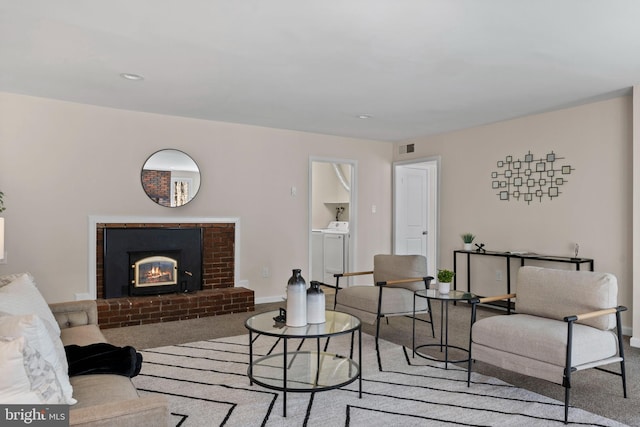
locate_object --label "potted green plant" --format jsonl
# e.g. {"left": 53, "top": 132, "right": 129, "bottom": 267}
{"left": 461, "top": 233, "right": 475, "bottom": 251}
{"left": 0, "top": 191, "right": 5, "bottom": 213}
{"left": 437, "top": 269, "right": 455, "bottom": 293}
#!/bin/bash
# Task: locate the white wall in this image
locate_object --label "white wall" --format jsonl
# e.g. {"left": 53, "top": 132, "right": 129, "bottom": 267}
{"left": 395, "top": 96, "right": 634, "bottom": 334}
{"left": 4, "top": 92, "right": 632, "bottom": 335}
{"left": 0, "top": 92, "right": 393, "bottom": 303}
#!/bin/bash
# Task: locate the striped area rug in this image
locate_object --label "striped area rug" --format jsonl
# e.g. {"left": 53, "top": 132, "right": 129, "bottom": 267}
{"left": 132, "top": 333, "right": 625, "bottom": 426}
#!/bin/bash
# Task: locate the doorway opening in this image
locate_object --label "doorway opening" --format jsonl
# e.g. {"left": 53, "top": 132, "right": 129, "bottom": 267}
{"left": 393, "top": 157, "right": 439, "bottom": 278}
{"left": 309, "top": 158, "right": 357, "bottom": 286}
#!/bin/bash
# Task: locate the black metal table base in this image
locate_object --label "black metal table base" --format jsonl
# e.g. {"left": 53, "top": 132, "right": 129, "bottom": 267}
{"left": 246, "top": 311, "right": 362, "bottom": 417}
{"left": 413, "top": 291, "right": 472, "bottom": 369}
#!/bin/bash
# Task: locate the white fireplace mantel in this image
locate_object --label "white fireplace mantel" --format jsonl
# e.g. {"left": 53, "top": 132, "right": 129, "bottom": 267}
{"left": 82, "top": 215, "right": 241, "bottom": 301}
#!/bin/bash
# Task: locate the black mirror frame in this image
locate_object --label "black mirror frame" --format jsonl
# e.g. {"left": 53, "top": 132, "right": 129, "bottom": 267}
{"left": 141, "top": 149, "right": 201, "bottom": 208}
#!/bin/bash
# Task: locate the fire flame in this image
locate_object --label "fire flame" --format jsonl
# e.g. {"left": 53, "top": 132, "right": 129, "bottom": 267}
{"left": 141, "top": 264, "right": 173, "bottom": 283}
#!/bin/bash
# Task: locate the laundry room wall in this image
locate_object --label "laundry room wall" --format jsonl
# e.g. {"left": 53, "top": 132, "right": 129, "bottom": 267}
{"left": 311, "top": 161, "right": 351, "bottom": 228}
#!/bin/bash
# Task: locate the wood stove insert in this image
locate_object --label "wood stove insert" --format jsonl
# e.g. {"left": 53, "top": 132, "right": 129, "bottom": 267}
{"left": 103, "top": 227, "right": 202, "bottom": 298}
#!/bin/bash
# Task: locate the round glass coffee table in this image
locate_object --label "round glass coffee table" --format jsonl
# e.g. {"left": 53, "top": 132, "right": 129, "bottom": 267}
{"left": 245, "top": 310, "right": 362, "bottom": 417}
{"left": 413, "top": 289, "right": 476, "bottom": 369}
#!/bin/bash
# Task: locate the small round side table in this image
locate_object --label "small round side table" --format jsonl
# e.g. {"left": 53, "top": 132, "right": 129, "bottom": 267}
{"left": 412, "top": 289, "right": 476, "bottom": 369}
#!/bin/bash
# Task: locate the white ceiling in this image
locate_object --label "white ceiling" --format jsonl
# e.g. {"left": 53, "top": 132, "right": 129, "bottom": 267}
{"left": 2, "top": 1, "right": 640, "bottom": 142}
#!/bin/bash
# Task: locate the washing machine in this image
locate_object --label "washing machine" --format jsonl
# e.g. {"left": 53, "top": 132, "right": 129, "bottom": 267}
{"left": 311, "top": 230, "right": 324, "bottom": 282}
{"left": 312, "top": 221, "right": 349, "bottom": 285}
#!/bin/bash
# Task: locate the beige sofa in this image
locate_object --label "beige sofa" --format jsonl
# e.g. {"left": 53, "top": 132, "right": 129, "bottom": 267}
{"left": 49, "top": 300, "right": 169, "bottom": 427}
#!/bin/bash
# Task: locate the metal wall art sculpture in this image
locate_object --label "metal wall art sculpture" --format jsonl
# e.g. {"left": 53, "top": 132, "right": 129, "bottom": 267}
{"left": 491, "top": 151, "right": 574, "bottom": 204}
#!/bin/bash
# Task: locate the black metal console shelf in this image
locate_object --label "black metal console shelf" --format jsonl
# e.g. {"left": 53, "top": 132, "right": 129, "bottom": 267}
{"left": 453, "top": 250, "right": 594, "bottom": 313}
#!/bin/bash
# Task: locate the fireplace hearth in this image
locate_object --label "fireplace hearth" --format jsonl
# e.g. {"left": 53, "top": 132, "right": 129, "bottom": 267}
{"left": 94, "top": 220, "right": 254, "bottom": 329}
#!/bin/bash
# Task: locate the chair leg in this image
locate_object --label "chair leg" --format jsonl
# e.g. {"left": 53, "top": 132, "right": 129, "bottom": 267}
{"left": 621, "top": 360, "right": 628, "bottom": 398}
{"left": 563, "top": 379, "right": 570, "bottom": 424}
{"left": 375, "top": 282, "right": 385, "bottom": 371}
{"left": 616, "top": 310, "right": 628, "bottom": 398}
{"left": 427, "top": 298, "right": 435, "bottom": 338}
{"left": 375, "top": 315, "right": 382, "bottom": 371}
{"left": 563, "top": 319, "right": 575, "bottom": 424}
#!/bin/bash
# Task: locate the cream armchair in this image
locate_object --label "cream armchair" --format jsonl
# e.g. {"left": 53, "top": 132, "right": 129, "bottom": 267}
{"left": 333, "top": 254, "right": 434, "bottom": 370}
{"left": 467, "top": 266, "right": 627, "bottom": 424}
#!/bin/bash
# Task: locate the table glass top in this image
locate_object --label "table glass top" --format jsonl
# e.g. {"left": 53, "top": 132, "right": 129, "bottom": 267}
{"left": 245, "top": 310, "right": 361, "bottom": 337}
{"left": 415, "top": 289, "right": 476, "bottom": 301}
{"left": 251, "top": 351, "right": 359, "bottom": 391}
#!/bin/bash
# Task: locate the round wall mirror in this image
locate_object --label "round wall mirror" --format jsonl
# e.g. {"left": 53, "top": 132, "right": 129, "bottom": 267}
{"left": 141, "top": 149, "right": 201, "bottom": 207}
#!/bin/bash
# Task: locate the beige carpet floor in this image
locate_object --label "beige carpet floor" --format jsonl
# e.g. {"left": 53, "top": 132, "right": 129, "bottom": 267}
{"left": 132, "top": 333, "right": 625, "bottom": 426}
{"left": 103, "top": 296, "right": 640, "bottom": 426}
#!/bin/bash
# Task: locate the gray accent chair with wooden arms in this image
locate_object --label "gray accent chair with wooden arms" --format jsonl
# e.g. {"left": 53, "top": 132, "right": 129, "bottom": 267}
{"left": 333, "top": 254, "right": 434, "bottom": 370}
{"left": 467, "top": 266, "right": 627, "bottom": 424}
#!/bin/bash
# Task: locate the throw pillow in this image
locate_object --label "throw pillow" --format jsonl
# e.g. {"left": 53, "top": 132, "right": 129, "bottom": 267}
{"left": 0, "top": 272, "right": 35, "bottom": 288}
{"left": 0, "top": 336, "right": 41, "bottom": 404}
{"left": 0, "top": 336, "right": 65, "bottom": 404}
{"left": 0, "top": 273, "right": 61, "bottom": 336}
{"left": 21, "top": 336, "right": 65, "bottom": 404}
{"left": 0, "top": 314, "right": 76, "bottom": 404}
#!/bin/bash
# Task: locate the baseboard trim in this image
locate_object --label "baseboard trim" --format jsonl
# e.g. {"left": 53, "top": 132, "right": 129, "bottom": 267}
{"left": 256, "top": 295, "right": 285, "bottom": 305}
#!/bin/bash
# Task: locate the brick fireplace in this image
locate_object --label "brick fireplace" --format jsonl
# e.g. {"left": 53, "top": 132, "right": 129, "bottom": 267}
{"left": 95, "top": 221, "right": 254, "bottom": 328}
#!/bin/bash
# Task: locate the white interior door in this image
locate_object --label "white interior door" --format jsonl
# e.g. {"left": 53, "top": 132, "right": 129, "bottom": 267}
{"left": 394, "top": 159, "right": 439, "bottom": 278}
{"left": 395, "top": 167, "right": 428, "bottom": 254}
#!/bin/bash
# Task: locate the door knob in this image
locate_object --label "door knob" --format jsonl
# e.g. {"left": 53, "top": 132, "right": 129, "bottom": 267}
{"left": 422, "top": 231, "right": 428, "bottom": 235}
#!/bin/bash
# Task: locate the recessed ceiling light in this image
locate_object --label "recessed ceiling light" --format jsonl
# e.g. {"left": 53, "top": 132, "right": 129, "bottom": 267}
{"left": 120, "top": 73, "right": 144, "bottom": 81}
{"left": 357, "top": 114, "right": 372, "bottom": 119}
